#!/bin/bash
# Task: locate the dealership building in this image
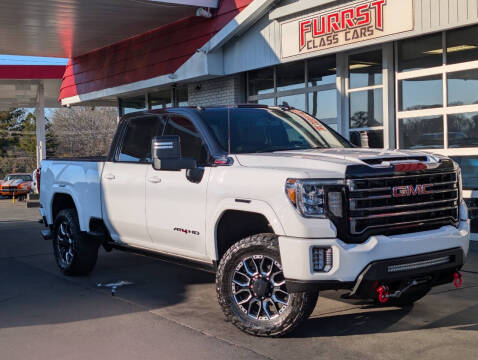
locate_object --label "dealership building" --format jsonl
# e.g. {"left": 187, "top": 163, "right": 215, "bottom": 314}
{"left": 1, "top": 0, "right": 476, "bottom": 235}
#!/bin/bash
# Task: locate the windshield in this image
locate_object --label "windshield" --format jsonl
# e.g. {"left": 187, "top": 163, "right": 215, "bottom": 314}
{"left": 5, "top": 175, "right": 32, "bottom": 181}
{"left": 199, "top": 108, "right": 352, "bottom": 154}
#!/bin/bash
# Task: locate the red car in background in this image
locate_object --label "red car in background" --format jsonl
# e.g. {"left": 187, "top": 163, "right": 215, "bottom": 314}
{"left": 0, "top": 173, "right": 33, "bottom": 198}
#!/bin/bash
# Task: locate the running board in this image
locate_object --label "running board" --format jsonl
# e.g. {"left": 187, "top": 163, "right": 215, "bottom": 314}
{"left": 108, "top": 243, "right": 216, "bottom": 273}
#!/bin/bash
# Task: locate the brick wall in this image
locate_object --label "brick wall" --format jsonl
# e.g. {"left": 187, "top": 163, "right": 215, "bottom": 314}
{"left": 187, "top": 75, "right": 245, "bottom": 106}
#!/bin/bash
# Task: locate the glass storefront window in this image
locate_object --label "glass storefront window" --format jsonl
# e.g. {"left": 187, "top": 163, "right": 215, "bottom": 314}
{"left": 447, "top": 112, "right": 478, "bottom": 148}
{"left": 349, "top": 130, "right": 384, "bottom": 148}
{"left": 349, "top": 89, "right": 383, "bottom": 128}
{"left": 308, "top": 90, "right": 337, "bottom": 122}
{"left": 248, "top": 68, "right": 274, "bottom": 96}
{"left": 308, "top": 56, "right": 336, "bottom": 87}
{"left": 398, "top": 33, "right": 443, "bottom": 72}
{"left": 149, "top": 89, "right": 172, "bottom": 109}
{"left": 399, "top": 75, "right": 443, "bottom": 111}
{"left": 277, "top": 94, "right": 306, "bottom": 111}
{"left": 349, "top": 50, "right": 382, "bottom": 89}
{"left": 176, "top": 87, "right": 188, "bottom": 106}
{"left": 447, "top": 25, "right": 478, "bottom": 65}
{"left": 448, "top": 69, "right": 478, "bottom": 106}
{"left": 120, "top": 95, "right": 146, "bottom": 115}
{"left": 258, "top": 98, "right": 275, "bottom": 106}
{"left": 450, "top": 156, "right": 478, "bottom": 190}
{"left": 399, "top": 116, "right": 444, "bottom": 149}
{"left": 277, "top": 61, "right": 305, "bottom": 91}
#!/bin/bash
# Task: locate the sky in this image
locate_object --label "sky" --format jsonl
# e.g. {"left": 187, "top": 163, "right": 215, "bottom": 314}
{"left": 0, "top": 55, "right": 68, "bottom": 65}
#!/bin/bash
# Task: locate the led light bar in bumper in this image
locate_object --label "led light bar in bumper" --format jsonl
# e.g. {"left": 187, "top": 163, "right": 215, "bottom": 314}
{"left": 387, "top": 256, "right": 451, "bottom": 273}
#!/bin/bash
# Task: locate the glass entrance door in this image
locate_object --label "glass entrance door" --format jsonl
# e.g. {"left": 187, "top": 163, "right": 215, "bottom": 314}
{"left": 345, "top": 49, "right": 385, "bottom": 148}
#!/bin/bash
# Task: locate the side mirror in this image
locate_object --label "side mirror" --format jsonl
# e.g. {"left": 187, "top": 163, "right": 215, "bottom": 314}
{"left": 152, "top": 136, "right": 197, "bottom": 171}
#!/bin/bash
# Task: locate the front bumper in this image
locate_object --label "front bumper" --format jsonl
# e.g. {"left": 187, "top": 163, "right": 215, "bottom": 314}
{"left": 0, "top": 189, "right": 29, "bottom": 196}
{"left": 279, "top": 219, "right": 470, "bottom": 292}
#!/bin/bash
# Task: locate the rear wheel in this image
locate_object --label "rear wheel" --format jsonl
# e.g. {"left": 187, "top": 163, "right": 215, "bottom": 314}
{"left": 216, "top": 233, "right": 318, "bottom": 337}
{"left": 53, "top": 209, "right": 99, "bottom": 276}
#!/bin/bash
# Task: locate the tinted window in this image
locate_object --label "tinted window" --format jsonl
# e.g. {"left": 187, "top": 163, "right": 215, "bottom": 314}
{"left": 163, "top": 116, "right": 208, "bottom": 166}
{"left": 399, "top": 75, "right": 443, "bottom": 111}
{"left": 308, "top": 90, "right": 337, "bottom": 122}
{"left": 451, "top": 156, "right": 478, "bottom": 190}
{"left": 200, "top": 108, "right": 351, "bottom": 154}
{"left": 399, "top": 116, "right": 444, "bottom": 149}
{"left": 447, "top": 25, "right": 478, "bottom": 65}
{"left": 448, "top": 69, "right": 478, "bottom": 107}
{"left": 349, "top": 130, "right": 384, "bottom": 149}
{"left": 349, "top": 50, "right": 382, "bottom": 89}
{"left": 149, "top": 90, "right": 172, "bottom": 109}
{"left": 120, "top": 95, "right": 146, "bottom": 115}
{"left": 448, "top": 112, "right": 478, "bottom": 148}
{"left": 277, "top": 94, "right": 306, "bottom": 111}
{"left": 276, "top": 61, "right": 305, "bottom": 91}
{"left": 308, "top": 55, "right": 336, "bottom": 87}
{"left": 248, "top": 68, "right": 274, "bottom": 96}
{"left": 118, "top": 116, "right": 162, "bottom": 163}
{"left": 349, "top": 89, "right": 383, "bottom": 128}
{"left": 398, "top": 33, "right": 443, "bottom": 72}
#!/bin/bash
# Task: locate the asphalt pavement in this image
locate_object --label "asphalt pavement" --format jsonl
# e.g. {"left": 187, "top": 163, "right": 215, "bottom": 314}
{"left": 1, "top": 199, "right": 478, "bottom": 360}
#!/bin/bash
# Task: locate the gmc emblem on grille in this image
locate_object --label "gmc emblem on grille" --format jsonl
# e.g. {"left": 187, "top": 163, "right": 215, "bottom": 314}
{"left": 392, "top": 184, "right": 433, "bottom": 197}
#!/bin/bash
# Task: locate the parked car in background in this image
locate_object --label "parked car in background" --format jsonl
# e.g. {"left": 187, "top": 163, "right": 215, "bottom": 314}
{"left": 31, "top": 168, "right": 40, "bottom": 194}
{"left": 0, "top": 173, "right": 33, "bottom": 198}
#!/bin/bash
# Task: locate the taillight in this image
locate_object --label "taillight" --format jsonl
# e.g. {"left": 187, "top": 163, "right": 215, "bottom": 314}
{"left": 37, "top": 168, "right": 41, "bottom": 194}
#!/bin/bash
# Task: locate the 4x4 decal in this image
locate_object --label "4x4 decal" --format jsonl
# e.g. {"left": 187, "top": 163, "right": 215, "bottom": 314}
{"left": 174, "top": 227, "right": 200, "bottom": 236}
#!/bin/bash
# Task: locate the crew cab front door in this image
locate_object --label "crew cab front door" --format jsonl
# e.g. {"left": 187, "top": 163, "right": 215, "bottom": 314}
{"left": 102, "top": 115, "right": 162, "bottom": 247}
{"left": 146, "top": 115, "right": 210, "bottom": 260}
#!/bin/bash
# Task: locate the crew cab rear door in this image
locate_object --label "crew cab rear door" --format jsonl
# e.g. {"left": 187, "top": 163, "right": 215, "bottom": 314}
{"left": 145, "top": 114, "right": 210, "bottom": 260}
{"left": 101, "top": 115, "right": 162, "bottom": 247}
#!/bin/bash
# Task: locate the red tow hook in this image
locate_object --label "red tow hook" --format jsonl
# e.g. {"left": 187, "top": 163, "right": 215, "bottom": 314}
{"left": 453, "top": 271, "right": 463, "bottom": 288}
{"left": 376, "top": 285, "right": 390, "bottom": 303}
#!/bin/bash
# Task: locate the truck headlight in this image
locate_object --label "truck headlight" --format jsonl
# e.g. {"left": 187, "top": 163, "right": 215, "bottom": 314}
{"left": 286, "top": 179, "right": 344, "bottom": 218}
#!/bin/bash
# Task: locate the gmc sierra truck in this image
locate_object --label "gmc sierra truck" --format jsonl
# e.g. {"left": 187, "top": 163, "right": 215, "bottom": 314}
{"left": 39, "top": 105, "right": 470, "bottom": 337}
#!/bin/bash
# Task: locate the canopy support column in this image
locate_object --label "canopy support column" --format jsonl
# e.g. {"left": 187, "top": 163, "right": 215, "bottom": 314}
{"left": 35, "top": 81, "right": 46, "bottom": 168}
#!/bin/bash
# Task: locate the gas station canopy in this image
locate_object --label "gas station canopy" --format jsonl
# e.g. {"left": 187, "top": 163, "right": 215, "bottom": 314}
{"left": 0, "top": 65, "right": 65, "bottom": 110}
{"left": 0, "top": 0, "right": 219, "bottom": 58}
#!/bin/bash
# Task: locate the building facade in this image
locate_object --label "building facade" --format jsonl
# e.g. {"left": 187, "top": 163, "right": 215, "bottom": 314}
{"left": 59, "top": 0, "right": 478, "bottom": 236}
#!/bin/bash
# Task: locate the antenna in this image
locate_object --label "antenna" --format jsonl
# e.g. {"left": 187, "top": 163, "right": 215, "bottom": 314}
{"left": 227, "top": 105, "right": 231, "bottom": 154}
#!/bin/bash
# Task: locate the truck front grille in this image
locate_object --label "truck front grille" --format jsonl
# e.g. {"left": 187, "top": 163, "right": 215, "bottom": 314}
{"left": 347, "top": 171, "right": 459, "bottom": 235}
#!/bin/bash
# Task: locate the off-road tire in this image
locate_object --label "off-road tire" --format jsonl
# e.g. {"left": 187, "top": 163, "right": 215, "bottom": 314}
{"left": 216, "top": 233, "right": 318, "bottom": 337}
{"left": 53, "top": 208, "right": 99, "bottom": 276}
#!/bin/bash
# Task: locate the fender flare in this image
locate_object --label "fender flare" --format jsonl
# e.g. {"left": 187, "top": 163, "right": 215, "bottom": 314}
{"left": 206, "top": 198, "right": 285, "bottom": 260}
{"left": 49, "top": 186, "right": 89, "bottom": 232}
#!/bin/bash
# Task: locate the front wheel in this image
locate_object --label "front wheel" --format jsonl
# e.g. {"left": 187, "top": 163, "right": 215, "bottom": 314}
{"left": 216, "top": 234, "right": 318, "bottom": 337}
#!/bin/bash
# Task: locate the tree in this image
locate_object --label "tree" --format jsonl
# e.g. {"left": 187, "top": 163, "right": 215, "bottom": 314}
{"left": 51, "top": 107, "right": 118, "bottom": 157}
{"left": 0, "top": 108, "right": 27, "bottom": 156}
{"left": 18, "top": 112, "right": 58, "bottom": 158}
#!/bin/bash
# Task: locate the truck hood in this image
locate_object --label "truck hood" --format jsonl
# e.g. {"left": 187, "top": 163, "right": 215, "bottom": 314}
{"left": 235, "top": 148, "right": 439, "bottom": 178}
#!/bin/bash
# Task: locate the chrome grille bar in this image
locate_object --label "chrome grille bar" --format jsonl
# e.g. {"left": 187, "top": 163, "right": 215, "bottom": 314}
{"left": 351, "top": 205, "right": 458, "bottom": 221}
{"left": 347, "top": 170, "right": 460, "bottom": 235}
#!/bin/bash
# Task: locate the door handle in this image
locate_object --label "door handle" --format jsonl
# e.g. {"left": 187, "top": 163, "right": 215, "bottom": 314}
{"left": 148, "top": 176, "right": 161, "bottom": 184}
{"left": 104, "top": 173, "right": 115, "bottom": 180}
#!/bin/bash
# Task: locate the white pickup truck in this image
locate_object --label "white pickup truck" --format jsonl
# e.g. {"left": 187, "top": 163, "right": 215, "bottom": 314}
{"left": 40, "top": 105, "right": 470, "bottom": 337}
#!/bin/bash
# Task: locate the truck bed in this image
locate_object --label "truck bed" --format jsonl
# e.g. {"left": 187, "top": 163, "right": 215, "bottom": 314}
{"left": 40, "top": 159, "right": 105, "bottom": 232}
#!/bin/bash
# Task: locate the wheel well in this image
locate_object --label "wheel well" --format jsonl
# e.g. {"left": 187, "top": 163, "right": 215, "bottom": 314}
{"left": 51, "top": 193, "right": 76, "bottom": 222}
{"left": 216, "top": 210, "right": 273, "bottom": 260}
